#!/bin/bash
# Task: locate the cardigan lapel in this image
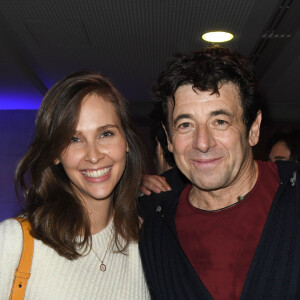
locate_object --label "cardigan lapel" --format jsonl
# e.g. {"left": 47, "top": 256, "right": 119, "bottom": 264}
{"left": 240, "top": 162, "right": 300, "bottom": 299}
{"left": 161, "top": 188, "right": 214, "bottom": 299}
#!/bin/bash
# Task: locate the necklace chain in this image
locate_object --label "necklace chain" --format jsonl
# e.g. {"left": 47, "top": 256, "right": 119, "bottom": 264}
{"left": 190, "top": 188, "right": 249, "bottom": 212}
{"left": 208, "top": 193, "right": 248, "bottom": 212}
{"left": 91, "top": 233, "right": 113, "bottom": 272}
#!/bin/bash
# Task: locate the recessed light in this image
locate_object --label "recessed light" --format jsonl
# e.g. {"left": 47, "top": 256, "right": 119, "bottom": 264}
{"left": 202, "top": 31, "right": 234, "bottom": 43}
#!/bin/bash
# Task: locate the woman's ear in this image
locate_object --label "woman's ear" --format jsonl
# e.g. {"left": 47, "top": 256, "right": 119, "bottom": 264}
{"left": 54, "top": 158, "right": 60, "bottom": 165}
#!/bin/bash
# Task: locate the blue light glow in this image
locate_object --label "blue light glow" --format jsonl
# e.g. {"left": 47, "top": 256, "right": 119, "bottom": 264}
{"left": 0, "top": 93, "right": 43, "bottom": 109}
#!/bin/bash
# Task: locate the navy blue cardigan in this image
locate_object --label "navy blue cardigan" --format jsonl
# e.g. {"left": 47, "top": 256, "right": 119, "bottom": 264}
{"left": 139, "top": 161, "right": 300, "bottom": 299}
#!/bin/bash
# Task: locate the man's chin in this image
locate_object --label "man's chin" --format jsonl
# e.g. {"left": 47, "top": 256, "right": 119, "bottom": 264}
{"left": 190, "top": 176, "right": 226, "bottom": 192}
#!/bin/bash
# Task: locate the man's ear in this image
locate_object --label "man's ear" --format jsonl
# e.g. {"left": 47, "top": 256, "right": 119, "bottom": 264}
{"left": 162, "top": 122, "right": 174, "bottom": 153}
{"left": 248, "top": 110, "right": 262, "bottom": 147}
{"left": 54, "top": 158, "right": 60, "bottom": 165}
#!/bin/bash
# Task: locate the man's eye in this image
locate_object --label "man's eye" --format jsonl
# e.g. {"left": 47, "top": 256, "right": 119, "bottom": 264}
{"left": 71, "top": 136, "right": 80, "bottom": 143}
{"left": 216, "top": 120, "right": 228, "bottom": 126}
{"left": 178, "top": 122, "right": 191, "bottom": 129}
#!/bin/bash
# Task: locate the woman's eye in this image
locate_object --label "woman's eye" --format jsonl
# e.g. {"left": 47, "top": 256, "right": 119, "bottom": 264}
{"left": 71, "top": 136, "right": 80, "bottom": 143}
{"left": 101, "top": 131, "right": 114, "bottom": 138}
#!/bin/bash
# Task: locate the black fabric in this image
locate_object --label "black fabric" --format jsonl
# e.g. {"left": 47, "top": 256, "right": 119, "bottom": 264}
{"left": 139, "top": 167, "right": 187, "bottom": 220}
{"left": 139, "top": 161, "right": 300, "bottom": 299}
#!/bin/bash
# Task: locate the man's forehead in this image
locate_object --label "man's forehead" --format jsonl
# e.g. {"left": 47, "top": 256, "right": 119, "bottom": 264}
{"left": 173, "top": 85, "right": 219, "bottom": 103}
{"left": 168, "top": 83, "right": 241, "bottom": 111}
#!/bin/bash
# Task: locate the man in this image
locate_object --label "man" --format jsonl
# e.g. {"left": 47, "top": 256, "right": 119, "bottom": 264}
{"left": 139, "top": 46, "right": 300, "bottom": 299}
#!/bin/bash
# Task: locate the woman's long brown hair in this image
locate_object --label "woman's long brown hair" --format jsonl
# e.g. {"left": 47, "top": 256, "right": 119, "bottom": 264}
{"left": 15, "top": 71, "right": 145, "bottom": 260}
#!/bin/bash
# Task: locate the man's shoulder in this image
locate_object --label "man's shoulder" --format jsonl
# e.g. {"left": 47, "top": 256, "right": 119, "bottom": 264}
{"left": 139, "top": 168, "right": 188, "bottom": 220}
{"left": 274, "top": 160, "right": 300, "bottom": 182}
{"left": 139, "top": 185, "right": 187, "bottom": 221}
{"left": 139, "top": 189, "right": 182, "bottom": 220}
{"left": 255, "top": 160, "right": 299, "bottom": 182}
{"left": 162, "top": 167, "right": 188, "bottom": 191}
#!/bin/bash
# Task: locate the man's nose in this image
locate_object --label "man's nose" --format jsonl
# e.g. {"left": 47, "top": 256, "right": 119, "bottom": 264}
{"left": 192, "top": 125, "right": 216, "bottom": 153}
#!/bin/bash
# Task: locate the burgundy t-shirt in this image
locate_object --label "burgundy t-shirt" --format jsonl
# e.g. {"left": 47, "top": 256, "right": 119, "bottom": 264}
{"left": 175, "top": 161, "right": 280, "bottom": 300}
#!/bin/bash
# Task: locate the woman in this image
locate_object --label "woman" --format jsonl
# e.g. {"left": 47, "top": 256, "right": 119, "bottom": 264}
{"left": 0, "top": 72, "right": 150, "bottom": 299}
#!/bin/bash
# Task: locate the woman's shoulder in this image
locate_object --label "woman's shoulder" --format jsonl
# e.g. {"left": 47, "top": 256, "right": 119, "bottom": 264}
{"left": 0, "top": 219, "right": 23, "bottom": 278}
{"left": 0, "top": 218, "right": 23, "bottom": 237}
{"left": 0, "top": 218, "right": 23, "bottom": 253}
{"left": 0, "top": 219, "right": 26, "bottom": 299}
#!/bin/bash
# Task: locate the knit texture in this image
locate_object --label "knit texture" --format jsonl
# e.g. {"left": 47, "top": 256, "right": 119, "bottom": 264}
{"left": 0, "top": 218, "right": 150, "bottom": 300}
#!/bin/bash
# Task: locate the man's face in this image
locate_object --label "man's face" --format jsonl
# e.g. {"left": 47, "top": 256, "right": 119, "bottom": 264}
{"left": 167, "top": 83, "right": 261, "bottom": 192}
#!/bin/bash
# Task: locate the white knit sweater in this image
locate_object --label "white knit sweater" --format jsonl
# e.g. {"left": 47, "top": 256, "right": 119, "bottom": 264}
{"left": 0, "top": 218, "right": 150, "bottom": 300}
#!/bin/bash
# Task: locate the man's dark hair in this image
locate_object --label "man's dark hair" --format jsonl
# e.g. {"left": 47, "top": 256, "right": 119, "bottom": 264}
{"left": 152, "top": 46, "right": 261, "bottom": 137}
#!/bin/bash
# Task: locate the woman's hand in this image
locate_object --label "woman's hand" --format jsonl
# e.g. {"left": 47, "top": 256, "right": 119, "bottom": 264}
{"left": 139, "top": 174, "right": 171, "bottom": 196}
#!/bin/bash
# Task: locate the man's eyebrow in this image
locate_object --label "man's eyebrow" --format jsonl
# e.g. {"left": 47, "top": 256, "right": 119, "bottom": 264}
{"left": 210, "top": 109, "right": 233, "bottom": 118}
{"left": 173, "top": 110, "right": 233, "bottom": 125}
{"left": 173, "top": 114, "right": 193, "bottom": 125}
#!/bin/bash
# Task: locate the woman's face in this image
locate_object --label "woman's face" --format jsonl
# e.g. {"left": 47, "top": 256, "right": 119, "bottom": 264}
{"left": 56, "top": 93, "right": 128, "bottom": 206}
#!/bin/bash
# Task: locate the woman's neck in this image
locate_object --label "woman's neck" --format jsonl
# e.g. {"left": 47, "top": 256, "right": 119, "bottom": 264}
{"left": 86, "top": 199, "right": 114, "bottom": 234}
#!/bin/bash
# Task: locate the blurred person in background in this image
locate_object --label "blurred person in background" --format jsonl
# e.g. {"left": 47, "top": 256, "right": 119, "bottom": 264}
{"left": 268, "top": 128, "right": 300, "bottom": 162}
{"left": 139, "top": 106, "right": 187, "bottom": 218}
{"left": 139, "top": 103, "right": 186, "bottom": 196}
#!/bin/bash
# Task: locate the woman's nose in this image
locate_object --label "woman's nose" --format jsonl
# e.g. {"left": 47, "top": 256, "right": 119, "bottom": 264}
{"left": 85, "top": 143, "right": 105, "bottom": 164}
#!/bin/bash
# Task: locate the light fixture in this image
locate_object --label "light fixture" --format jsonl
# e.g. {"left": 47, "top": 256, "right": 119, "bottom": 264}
{"left": 202, "top": 31, "right": 234, "bottom": 43}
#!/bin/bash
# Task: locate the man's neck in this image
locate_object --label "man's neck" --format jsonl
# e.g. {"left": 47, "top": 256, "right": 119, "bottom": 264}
{"left": 189, "top": 160, "right": 259, "bottom": 211}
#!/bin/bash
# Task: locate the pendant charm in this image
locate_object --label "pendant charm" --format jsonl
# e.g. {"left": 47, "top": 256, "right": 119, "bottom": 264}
{"left": 100, "top": 263, "right": 106, "bottom": 271}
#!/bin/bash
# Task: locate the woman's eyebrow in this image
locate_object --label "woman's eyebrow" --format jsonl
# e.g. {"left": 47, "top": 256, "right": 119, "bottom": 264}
{"left": 74, "top": 124, "right": 120, "bottom": 135}
{"left": 97, "top": 124, "right": 119, "bottom": 130}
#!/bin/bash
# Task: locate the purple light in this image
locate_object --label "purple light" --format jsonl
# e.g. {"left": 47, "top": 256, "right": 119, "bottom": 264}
{"left": 0, "top": 92, "right": 43, "bottom": 109}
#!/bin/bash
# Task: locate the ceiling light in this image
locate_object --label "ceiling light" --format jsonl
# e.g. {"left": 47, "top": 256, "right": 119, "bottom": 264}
{"left": 202, "top": 31, "right": 234, "bottom": 43}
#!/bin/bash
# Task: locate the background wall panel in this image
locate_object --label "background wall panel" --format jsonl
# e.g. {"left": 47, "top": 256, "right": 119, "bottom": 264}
{"left": 0, "top": 110, "right": 36, "bottom": 221}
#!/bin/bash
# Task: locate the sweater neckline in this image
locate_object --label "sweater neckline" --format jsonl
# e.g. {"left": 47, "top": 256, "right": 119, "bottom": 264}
{"left": 92, "top": 219, "right": 115, "bottom": 250}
